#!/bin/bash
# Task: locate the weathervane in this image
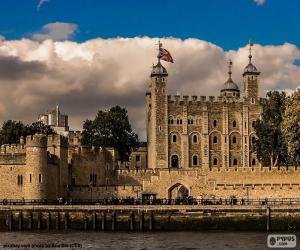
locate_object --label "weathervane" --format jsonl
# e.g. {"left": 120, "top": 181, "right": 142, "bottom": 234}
{"left": 248, "top": 40, "right": 254, "bottom": 63}
{"left": 228, "top": 59, "right": 233, "bottom": 79}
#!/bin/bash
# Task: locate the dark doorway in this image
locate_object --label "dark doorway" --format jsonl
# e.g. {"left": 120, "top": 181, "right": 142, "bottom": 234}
{"left": 171, "top": 155, "right": 179, "bottom": 168}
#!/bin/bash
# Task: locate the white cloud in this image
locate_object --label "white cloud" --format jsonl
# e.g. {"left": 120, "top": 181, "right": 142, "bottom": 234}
{"left": 0, "top": 35, "right": 5, "bottom": 41}
{"left": 37, "top": 0, "right": 50, "bottom": 11}
{"left": 0, "top": 37, "right": 300, "bottom": 140}
{"left": 254, "top": 0, "right": 266, "bottom": 5}
{"left": 30, "top": 22, "right": 78, "bottom": 42}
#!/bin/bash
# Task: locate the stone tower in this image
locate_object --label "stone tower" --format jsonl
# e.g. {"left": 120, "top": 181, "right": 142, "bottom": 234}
{"left": 243, "top": 42, "right": 260, "bottom": 102}
{"left": 147, "top": 42, "right": 169, "bottom": 169}
{"left": 24, "top": 134, "right": 48, "bottom": 199}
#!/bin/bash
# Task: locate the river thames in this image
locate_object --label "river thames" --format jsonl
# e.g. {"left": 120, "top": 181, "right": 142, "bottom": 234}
{"left": 0, "top": 231, "right": 297, "bottom": 250}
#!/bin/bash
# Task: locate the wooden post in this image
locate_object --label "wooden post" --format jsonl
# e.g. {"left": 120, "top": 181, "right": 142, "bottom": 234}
{"left": 83, "top": 216, "right": 88, "bottom": 231}
{"left": 64, "top": 213, "right": 69, "bottom": 230}
{"left": 267, "top": 207, "right": 271, "bottom": 232}
{"left": 101, "top": 212, "right": 106, "bottom": 231}
{"left": 28, "top": 212, "right": 33, "bottom": 230}
{"left": 149, "top": 212, "right": 153, "bottom": 232}
{"left": 130, "top": 211, "right": 135, "bottom": 231}
{"left": 18, "top": 212, "right": 23, "bottom": 231}
{"left": 46, "top": 212, "right": 51, "bottom": 230}
{"left": 55, "top": 212, "right": 60, "bottom": 230}
{"left": 37, "top": 212, "right": 41, "bottom": 230}
{"left": 38, "top": 212, "right": 42, "bottom": 230}
{"left": 140, "top": 211, "right": 144, "bottom": 232}
{"left": 7, "top": 211, "right": 12, "bottom": 231}
{"left": 111, "top": 211, "right": 116, "bottom": 231}
{"left": 92, "top": 212, "right": 97, "bottom": 231}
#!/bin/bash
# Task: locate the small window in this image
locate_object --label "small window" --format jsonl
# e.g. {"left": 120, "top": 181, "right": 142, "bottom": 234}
{"left": 177, "top": 119, "right": 179, "bottom": 125}
{"left": 180, "top": 119, "right": 182, "bottom": 124}
{"left": 225, "top": 137, "right": 227, "bottom": 143}
{"left": 213, "top": 158, "right": 218, "bottom": 166}
{"left": 191, "top": 120, "right": 193, "bottom": 125}
{"left": 193, "top": 134, "right": 198, "bottom": 143}
{"left": 245, "top": 122, "right": 247, "bottom": 128}
{"left": 233, "top": 159, "right": 238, "bottom": 166}
{"left": 252, "top": 121, "right": 255, "bottom": 128}
{"left": 106, "top": 178, "right": 110, "bottom": 185}
{"left": 38, "top": 174, "right": 42, "bottom": 183}
{"left": 172, "top": 134, "right": 177, "bottom": 143}
{"left": 213, "top": 136, "right": 218, "bottom": 143}
{"left": 252, "top": 159, "right": 256, "bottom": 166}
{"left": 136, "top": 155, "right": 141, "bottom": 162}
{"left": 192, "top": 155, "right": 198, "bottom": 166}
{"left": 213, "top": 120, "right": 217, "bottom": 127}
{"left": 159, "top": 126, "right": 162, "bottom": 131}
{"left": 232, "top": 136, "right": 237, "bottom": 144}
{"left": 29, "top": 174, "right": 32, "bottom": 183}
{"left": 233, "top": 120, "right": 236, "bottom": 128}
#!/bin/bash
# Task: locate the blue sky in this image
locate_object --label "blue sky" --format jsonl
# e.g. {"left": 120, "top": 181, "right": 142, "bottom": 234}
{"left": 0, "top": 0, "right": 300, "bottom": 50}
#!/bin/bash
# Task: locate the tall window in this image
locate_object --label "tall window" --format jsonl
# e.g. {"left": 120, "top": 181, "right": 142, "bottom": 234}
{"left": 232, "top": 136, "right": 237, "bottom": 144}
{"left": 193, "top": 134, "right": 198, "bottom": 144}
{"left": 213, "top": 158, "right": 218, "bottom": 166}
{"left": 252, "top": 159, "right": 256, "bottom": 166}
{"left": 233, "top": 120, "right": 237, "bottom": 128}
{"left": 213, "top": 120, "right": 217, "bottom": 127}
{"left": 192, "top": 155, "right": 198, "bottom": 166}
{"left": 233, "top": 159, "right": 238, "bottom": 166}
{"left": 39, "top": 174, "right": 42, "bottom": 183}
{"left": 17, "top": 175, "right": 23, "bottom": 185}
{"left": 213, "top": 136, "right": 218, "bottom": 143}
{"left": 172, "top": 134, "right": 177, "bottom": 143}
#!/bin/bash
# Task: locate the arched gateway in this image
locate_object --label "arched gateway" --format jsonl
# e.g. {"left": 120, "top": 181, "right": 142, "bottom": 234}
{"left": 168, "top": 183, "right": 189, "bottom": 200}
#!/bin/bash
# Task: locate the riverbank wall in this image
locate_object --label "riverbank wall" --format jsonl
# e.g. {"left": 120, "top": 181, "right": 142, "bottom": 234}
{"left": 0, "top": 205, "right": 299, "bottom": 231}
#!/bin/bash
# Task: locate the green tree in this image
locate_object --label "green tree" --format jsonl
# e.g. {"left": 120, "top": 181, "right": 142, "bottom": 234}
{"left": 282, "top": 89, "right": 300, "bottom": 165}
{"left": 82, "top": 106, "right": 139, "bottom": 161}
{"left": 253, "top": 91, "right": 288, "bottom": 167}
{"left": 0, "top": 120, "right": 26, "bottom": 145}
{"left": 25, "top": 121, "right": 55, "bottom": 136}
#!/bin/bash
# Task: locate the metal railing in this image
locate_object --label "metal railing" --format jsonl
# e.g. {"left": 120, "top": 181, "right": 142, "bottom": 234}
{"left": 1, "top": 198, "right": 300, "bottom": 206}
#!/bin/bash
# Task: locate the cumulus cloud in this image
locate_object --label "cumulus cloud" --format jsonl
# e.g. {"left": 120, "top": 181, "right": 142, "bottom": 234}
{"left": 0, "top": 35, "right": 5, "bottom": 41}
{"left": 254, "top": 0, "right": 266, "bottom": 5}
{"left": 37, "top": 0, "right": 50, "bottom": 11}
{"left": 30, "top": 22, "right": 78, "bottom": 42}
{"left": 0, "top": 37, "right": 300, "bottom": 140}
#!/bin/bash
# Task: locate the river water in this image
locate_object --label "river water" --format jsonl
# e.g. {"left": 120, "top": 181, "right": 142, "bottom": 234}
{"left": 0, "top": 231, "right": 298, "bottom": 250}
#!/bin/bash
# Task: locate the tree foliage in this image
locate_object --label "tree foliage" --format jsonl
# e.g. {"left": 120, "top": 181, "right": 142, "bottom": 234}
{"left": 0, "top": 120, "right": 55, "bottom": 145}
{"left": 282, "top": 89, "right": 300, "bottom": 165}
{"left": 82, "top": 106, "right": 139, "bottom": 161}
{"left": 253, "top": 91, "right": 288, "bottom": 167}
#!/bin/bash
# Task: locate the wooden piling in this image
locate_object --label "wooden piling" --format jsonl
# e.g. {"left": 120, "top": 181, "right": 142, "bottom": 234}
{"left": 111, "top": 211, "right": 116, "bottom": 231}
{"left": 140, "top": 211, "right": 144, "bottom": 232}
{"left": 55, "top": 212, "right": 60, "bottom": 230}
{"left": 7, "top": 211, "right": 12, "bottom": 231}
{"left": 46, "top": 212, "right": 51, "bottom": 230}
{"left": 267, "top": 207, "right": 271, "bottom": 232}
{"left": 64, "top": 213, "right": 69, "bottom": 230}
{"left": 18, "top": 212, "right": 23, "bottom": 231}
{"left": 149, "top": 212, "right": 153, "bottom": 232}
{"left": 37, "top": 212, "right": 41, "bottom": 230}
{"left": 28, "top": 212, "right": 33, "bottom": 230}
{"left": 130, "top": 211, "right": 135, "bottom": 231}
{"left": 83, "top": 215, "right": 88, "bottom": 231}
{"left": 101, "top": 212, "right": 106, "bottom": 231}
{"left": 92, "top": 212, "right": 97, "bottom": 231}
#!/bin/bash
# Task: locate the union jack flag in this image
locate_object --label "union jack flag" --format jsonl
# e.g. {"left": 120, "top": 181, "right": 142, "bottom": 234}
{"left": 159, "top": 47, "right": 174, "bottom": 63}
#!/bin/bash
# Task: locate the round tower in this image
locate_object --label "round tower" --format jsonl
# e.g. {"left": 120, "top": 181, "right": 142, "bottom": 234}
{"left": 24, "top": 133, "right": 48, "bottom": 200}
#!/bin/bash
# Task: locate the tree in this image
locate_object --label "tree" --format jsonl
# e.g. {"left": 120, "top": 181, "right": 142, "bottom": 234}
{"left": 0, "top": 120, "right": 26, "bottom": 145}
{"left": 282, "top": 89, "right": 300, "bottom": 165}
{"left": 0, "top": 120, "right": 55, "bottom": 145}
{"left": 253, "top": 91, "right": 288, "bottom": 167}
{"left": 25, "top": 121, "right": 55, "bottom": 136}
{"left": 82, "top": 106, "right": 139, "bottom": 161}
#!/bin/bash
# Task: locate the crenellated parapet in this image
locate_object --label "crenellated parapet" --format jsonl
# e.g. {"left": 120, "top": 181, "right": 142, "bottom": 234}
{"left": 47, "top": 134, "right": 68, "bottom": 148}
{"left": 0, "top": 144, "right": 25, "bottom": 154}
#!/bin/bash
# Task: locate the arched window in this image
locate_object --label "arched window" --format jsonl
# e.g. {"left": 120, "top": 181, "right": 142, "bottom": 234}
{"left": 252, "top": 159, "right": 256, "bottom": 166}
{"left": 233, "top": 120, "right": 237, "bottom": 128}
{"left": 251, "top": 137, "right": 255, "bottom": 145}
{"left": 232, "top": 136, "right": 237, "bottom": 144}
{"left": 177, "top": 119, "right": 179, "bottom": 125}
{"left": 233, "top": 159, "right": 238, "bottom": 166}
{"left": 192, "top": 155, "right": 198, "bottom": 166}
{"left": 171, "top": 155, "right": 179, "bottom": 168}
{"left": 213, "top": 120, "right": 217, "bottom": 127}
{"left": 213, "top": 158, "right": 218, "bottom": 166}
{"left": 180, "top": 119, "right": 182, "bottom": 124}
{"left": 193, "top": 134, "right": 198, "bottom": 143}
{"left": 252, "top": 121, "right": 255, "bottom": 128}
{"left": 172, "top": 134, "right": 177, "bottom": 143}
{"left": 213, "top": 136, "right": 218, "bottom": 143}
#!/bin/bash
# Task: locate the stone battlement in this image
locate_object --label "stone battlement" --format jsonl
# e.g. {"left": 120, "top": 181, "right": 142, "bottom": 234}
{"left": 0, "top": 144, "right": 25, "bottom": 154}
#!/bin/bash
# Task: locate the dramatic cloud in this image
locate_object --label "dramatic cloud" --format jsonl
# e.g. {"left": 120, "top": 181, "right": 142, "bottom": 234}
{"left": 0, "top": 37, "right": 300, "bottom": 140}
{"left": 37, "top": 0, "right": 50, "bottom": 11}
{"left": 30, "top": 22, "right": 78, "bottom": 42}
{"left": 254, "top": 0, "right": 266, "bottom": 5}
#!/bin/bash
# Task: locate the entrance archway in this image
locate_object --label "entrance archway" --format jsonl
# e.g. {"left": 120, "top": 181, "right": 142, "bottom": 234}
{"left": 171, "top": 155, "right": 179, "bottom": 168}
{"left": 168, "top": 183, "right": 189, "bottom": 200}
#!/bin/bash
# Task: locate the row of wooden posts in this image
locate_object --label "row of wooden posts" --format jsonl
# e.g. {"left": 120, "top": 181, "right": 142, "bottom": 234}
{"left": 6, "top": 211, "right": 154, "bottom": 231}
